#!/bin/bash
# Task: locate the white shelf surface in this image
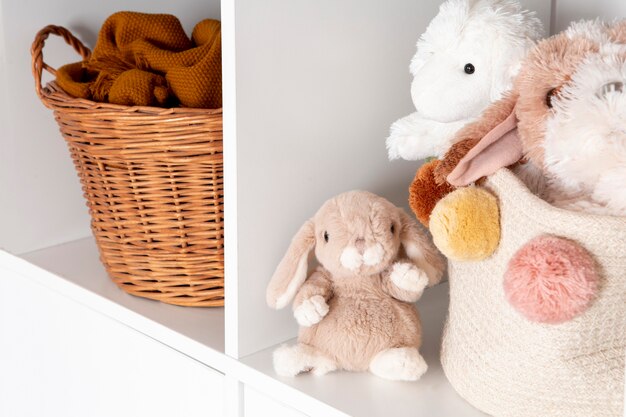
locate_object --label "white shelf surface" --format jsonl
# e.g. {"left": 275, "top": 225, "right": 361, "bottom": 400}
{"left": 239, "top": 282, "right": 488, "bottom": 417}
{"left": 3, "top": 236, "right": 488, "bottom": 416}
{"left": 2, "top": 237, "right": 225, "bottom": 371}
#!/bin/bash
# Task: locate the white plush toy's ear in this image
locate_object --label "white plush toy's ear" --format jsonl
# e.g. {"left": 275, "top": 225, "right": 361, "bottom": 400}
{"left": 398, "top": 209, "right": 445, "bottom": 287}
{"left": 410, "top": 0, "right": 470, "bottom": 76}
{"left": 266, "top": 220, "right": 316, "bottom": 309}
{"left": 489, "top": 34, "right": 536, "bottom": 101}
{"left": 490, "top": 58, "right": 521, "bottom": 102}
{"left": 486, "top": 1, "right": 543, "bottom": 100}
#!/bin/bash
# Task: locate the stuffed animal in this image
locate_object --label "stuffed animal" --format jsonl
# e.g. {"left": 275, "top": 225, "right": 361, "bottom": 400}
{"left": 385, "top": 0, "right": 542, "bottom": 226}
{"left": 428, "top": 19, "right": 626, "bottom": 324}
{"left": 430, "top": 19, "right": 626, "bottom": 262}
{"left": 266, "top": 191, "right": 445, "bottom": 381}
{"left": 386, "top": 0, "right": 541, "bottom": 161}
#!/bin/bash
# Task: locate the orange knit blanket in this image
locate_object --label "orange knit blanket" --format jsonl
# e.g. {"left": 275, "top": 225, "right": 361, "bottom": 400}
{"left": 56, "top": 12, "right": 221, "bottom": 108}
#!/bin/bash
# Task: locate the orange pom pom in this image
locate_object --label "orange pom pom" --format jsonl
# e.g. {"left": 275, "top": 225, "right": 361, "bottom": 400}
{"left": 409, "top": 159, "right": 455, "bottom": 227}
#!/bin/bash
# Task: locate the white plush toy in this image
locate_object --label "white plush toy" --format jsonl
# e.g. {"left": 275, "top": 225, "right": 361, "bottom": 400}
{"left": 386, "top": 0, "right": 542, "bottom": 161}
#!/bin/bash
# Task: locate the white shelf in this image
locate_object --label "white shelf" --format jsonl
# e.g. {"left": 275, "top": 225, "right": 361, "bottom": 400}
{"left": 8, "top": 1, "right": 622, "bottom": 416}
{"left": 2, "top": 237, "right": 225, "bottom": 371}
{"left": 1, "top": 236, "right": 487, "bottom": 416}
{"left": 239, "top": 282, "right": 487, "bottom": 417}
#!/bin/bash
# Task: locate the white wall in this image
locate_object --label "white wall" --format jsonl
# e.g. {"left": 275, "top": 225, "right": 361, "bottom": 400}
{"left": 0, "top": 0, "right": 220, "bottom": 255}
{"left": 553, "top": 0, "right": 626, "bottom": 33}
{"left": 230, "top": 0, "right": 552, "bottom": 358}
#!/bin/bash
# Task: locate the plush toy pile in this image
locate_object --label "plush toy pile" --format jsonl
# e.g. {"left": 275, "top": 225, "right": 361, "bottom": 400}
{"left": 386, "top": 0, "right": 542, "bottom": 226}
{"left": 431, "top": 19, "right": 626, "bottom": 261}
{"left": 384, "top": 6, "right": 626, "bottom": 417}
{"left": 266, "top": 1, "right": 626, "bottom": 414}
{"left": 55, "top": 11, "right": 221, "bottom": 108}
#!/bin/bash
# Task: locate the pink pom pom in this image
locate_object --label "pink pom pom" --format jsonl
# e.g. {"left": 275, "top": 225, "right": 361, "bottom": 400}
{"left": 504, "top": 235, "right": 599, "bottom": 324}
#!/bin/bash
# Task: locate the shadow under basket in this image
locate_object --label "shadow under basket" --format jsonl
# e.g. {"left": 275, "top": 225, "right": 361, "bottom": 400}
{"left": 31, "top": 25, "right": 224, "bottom": 307}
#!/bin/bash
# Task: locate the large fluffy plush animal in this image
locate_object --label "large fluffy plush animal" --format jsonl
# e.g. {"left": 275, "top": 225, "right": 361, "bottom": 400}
{"left": 266, "top": 191, "right": 445, "bottom": 381}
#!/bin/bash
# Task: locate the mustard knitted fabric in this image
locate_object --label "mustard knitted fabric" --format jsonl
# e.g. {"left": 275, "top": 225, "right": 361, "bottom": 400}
{"left": 55, "top": 12, "right": 221, "bottom": 108}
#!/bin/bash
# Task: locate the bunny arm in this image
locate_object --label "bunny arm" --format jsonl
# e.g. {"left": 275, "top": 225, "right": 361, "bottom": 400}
{"left": 387, "top": 112, "right": 471, "bottom": 161}
{"left": 292, "top": 268, "right": 333, "bottom": 327}
{"left": 380, "top": 261, "right": 429, "bottom": 303}
{"left": 292, "top": 268, "right": 333, "bottom": 308}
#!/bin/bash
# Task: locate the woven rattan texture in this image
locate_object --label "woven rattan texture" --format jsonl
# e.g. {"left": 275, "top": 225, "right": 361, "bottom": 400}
{"left": 32, "top": 26, "right": 224, "bottom": 307}
{"left": 441, "top": 169, "right": 626, "bottom": 417}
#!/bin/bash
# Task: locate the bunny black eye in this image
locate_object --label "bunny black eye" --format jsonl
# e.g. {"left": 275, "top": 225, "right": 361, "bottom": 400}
{"left": 323, "top": 231, "right": 329, "bottom": 243}
{"left": 464, "top": 63, "right": 475, "bottom": 75}
{"left": 390, "top": 224, "right": 395, "bottom": 234}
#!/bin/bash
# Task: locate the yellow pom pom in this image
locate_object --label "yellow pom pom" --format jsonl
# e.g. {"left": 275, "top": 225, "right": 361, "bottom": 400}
{"left": 429, "top": 187, "right": 500, "bottom": 261}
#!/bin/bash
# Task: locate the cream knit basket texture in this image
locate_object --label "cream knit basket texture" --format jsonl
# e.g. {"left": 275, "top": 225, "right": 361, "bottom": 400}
{"left": 441, "top": 169, "right": 626, "bottom": 417}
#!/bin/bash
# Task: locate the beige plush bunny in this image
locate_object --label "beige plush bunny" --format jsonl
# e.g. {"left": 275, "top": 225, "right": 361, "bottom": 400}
{"left": 266, "top": 191, "right": 445, "bottom": 381}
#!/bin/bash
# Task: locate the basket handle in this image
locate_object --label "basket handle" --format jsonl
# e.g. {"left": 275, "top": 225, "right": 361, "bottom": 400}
{"left": 31, "top": 25, "right": 92, "bottom": 100}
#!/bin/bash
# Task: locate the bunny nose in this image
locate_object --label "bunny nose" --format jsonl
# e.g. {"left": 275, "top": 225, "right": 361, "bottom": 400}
{"left": 597, "top": 81, "right": 624, "bottom": 98}
{"left": 355, "top": 238, "right": 366, "bottom": 253}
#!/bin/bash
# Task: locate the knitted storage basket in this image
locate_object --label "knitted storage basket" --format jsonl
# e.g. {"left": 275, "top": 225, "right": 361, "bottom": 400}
{"left": 441, "top": 168, "right": 626, "bottom": 417}
{"left": 31, "top": 26, "right": 224, "bottom": 307}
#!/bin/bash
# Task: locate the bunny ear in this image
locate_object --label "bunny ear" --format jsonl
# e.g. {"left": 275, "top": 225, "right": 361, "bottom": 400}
{"left": 434, "top": 93, "right": 519, "bottom": 184}
{"left": 398, "top": 209, "right": 445, "bottom": 287}
{"left": 446, "top": 105, "right": 522, "bottom": 187}
{"left": 266, "top": 220, "right": 316, "bottom": 309}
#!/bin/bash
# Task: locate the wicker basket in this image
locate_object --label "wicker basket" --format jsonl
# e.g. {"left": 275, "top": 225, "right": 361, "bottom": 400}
{"left": 441, "top": 169, "right": 626, "bottom": 417}
{"left": 31, "top": 25, "right": 224, "bottom": 307}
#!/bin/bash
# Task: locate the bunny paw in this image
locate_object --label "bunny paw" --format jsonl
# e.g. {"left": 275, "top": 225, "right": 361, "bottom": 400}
{"left": 387, "top": 134, "right": 416, "bottom": 160}
{"left": 370, "top": 347, "right": 428, "bottom": 381}
{"left": 294, "top": 295, "right": 329, "bottom": 327}
{"left": 273, "top": 344, "right": 337, "bottom": 377}
{"left": 390, "top": 262, "right": 429, "bottom": 296}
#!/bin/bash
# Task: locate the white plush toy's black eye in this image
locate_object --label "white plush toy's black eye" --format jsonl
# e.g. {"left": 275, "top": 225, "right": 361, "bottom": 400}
{"left": 464, "top": 63, "right": 475, "bottom": 74}
{"left": 324, "top": 231, "right": 329, "bottom": 242}
{"left": 390, "top": 224, "right": 395, "bottom": 234}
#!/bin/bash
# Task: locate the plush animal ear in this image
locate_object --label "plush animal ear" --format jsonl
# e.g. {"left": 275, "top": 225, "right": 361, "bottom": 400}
{"left": 447, "top": 105, "right": 522, "bottom": 186}
{"left": 266, "top": 220, "right": 316, "bottom": 309}
{"left": 398, "top": 209, "right": 445, "bottom": 287}
{"left": 434, "top": 93, "right": 521, "bottom": 186}
{"left": 488, "top": 15, "right": 541, "bottom": 101}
